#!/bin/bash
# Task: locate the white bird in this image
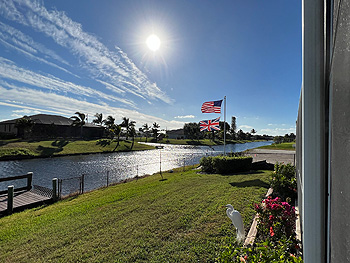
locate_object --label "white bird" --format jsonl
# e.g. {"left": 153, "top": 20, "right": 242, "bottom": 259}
{"left": 225, "top": 204, "right": 245, "bottom": 242}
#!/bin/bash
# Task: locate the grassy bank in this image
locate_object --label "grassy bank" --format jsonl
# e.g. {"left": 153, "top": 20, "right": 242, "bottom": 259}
{"left": 0, "top": 139, "right": 154, "bottom": 160}
{"left": 257, "top": 142, "right": 295, "bottom": 151}
{"left": 0, "top": 167, "right": 270, "bottom": 262}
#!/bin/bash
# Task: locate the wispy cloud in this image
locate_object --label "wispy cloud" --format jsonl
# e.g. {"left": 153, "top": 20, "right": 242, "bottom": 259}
{"left": 174, "top": 115, "right": 195, "bottom": 119}
{"left": 0, "top": 0, "right": 174, "bottom": 104}
{"left": 0, "top": 21, "right": 68, "bottom": 65}
{"left": 0, "top": 57, "right": 137, "bottom": 108}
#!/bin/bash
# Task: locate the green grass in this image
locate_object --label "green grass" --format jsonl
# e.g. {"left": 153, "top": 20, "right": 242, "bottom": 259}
{"left": 257, "top": 142, "right": 296, "bottom": 151}
{"left": 0, "top": 168, "right": 270, "bottom": 262}
{"left": 0, "top": 139, "right": 154, "bottom": 160}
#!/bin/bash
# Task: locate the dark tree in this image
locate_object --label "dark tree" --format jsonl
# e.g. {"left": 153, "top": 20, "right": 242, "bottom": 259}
{"left": 184, "top": 122, "right": 200, "bottom": 140}
{"left": 152, "top": 122, "right": 160, "bottom": 141}
{"left": 230, "top": 116, "right": 237, "bottom": 139}
{"left": 70, "top": 112, "right": 86, "bottom": 138}
{"left": 92, "top": 113, "right": 103, "bottom": 126}
{"left": 15, "top": 116, "right": 35, "bottom": 139}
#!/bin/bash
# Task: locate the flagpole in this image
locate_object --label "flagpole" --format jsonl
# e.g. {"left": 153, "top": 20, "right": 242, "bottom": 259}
{"left": 224, "top": 96, "right": 226, "bottom": 155}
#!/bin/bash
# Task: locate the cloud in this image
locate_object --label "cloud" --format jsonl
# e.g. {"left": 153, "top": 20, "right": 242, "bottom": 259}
{"left": 174, "top": 115, "right": 195, "bottom": 119}
{"left": 260, "top": 127, "right": 296, "bottom": 136}
{"left": 0, "top": 57, "right": 137, "bottom": 108}
{"left": 0, "top": 21, "right": 68, "bottom": 64}
{"left": 12, "top": 108, "right": 41, "bottom": 115}
{"left": 239, "top": 125, "right": 253, "bottom": 131}
{"left": 0, "top": 0, "right": 173, "bottom": 104}
{"left": 0, "top": 85, "right": 183, "bottom": 129}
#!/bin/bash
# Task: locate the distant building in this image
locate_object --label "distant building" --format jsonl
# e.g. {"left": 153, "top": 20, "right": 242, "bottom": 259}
{"left": 0, "top": 114, "right": 103, "bottom": 139}
{"left": 166, "top": 128, "right": 187, "bottom": 139}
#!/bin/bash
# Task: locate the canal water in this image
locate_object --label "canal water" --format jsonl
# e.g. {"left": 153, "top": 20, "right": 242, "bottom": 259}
{"left": 0, "top": 141, "right": 272, "bottom": 195}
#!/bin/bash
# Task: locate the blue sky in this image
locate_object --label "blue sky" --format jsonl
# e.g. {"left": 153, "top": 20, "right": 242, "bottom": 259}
{"left": 0, "top": 0, "right": 301, "bottom": 136}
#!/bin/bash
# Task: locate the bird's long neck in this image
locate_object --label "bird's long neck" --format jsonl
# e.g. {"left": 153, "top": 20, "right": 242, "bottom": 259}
{"left": 226, "top": 207, "right": 232, "bottom": 217}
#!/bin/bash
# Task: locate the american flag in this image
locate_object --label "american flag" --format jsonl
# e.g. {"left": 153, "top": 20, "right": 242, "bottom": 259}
{"left": 200, "top": 117, "right": 221, "bottom": 132}
{"left": 201, "top": 100, "right": 223, "bottom": 113}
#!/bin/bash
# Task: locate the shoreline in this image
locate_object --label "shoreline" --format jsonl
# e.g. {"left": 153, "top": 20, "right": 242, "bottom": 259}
{"left": 0, "top": 138, "right": 271, "bottom": 162}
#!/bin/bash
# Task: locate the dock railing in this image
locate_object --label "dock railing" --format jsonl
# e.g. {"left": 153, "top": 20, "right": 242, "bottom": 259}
{"left": 0, "top": 172, "right": 33, "bottom": 195}
{"left": 0, "top": 173, "right": 58, "bottom": 215}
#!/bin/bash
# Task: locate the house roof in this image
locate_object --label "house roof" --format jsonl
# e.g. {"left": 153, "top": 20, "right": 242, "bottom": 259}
{"left": 0, "top": 114, "right": 96, "bottom": 127}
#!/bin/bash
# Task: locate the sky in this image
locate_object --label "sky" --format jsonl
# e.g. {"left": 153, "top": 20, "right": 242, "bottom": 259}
{"left": 0, "top": 0, "right": 301, "bottom": 136}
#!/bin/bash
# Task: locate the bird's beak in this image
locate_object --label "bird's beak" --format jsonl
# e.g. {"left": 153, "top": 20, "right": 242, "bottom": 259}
{"left": 221, "top": 205, "right": 227, "bottom": 208}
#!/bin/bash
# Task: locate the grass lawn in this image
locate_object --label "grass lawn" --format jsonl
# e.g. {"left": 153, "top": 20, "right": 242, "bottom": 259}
{"left": 0, "top": 167, "right": 270, "bottom": 262}
{"left": 257, "top": 142, "right": 296, "bottom": 151}
{"left": 0, "top": 139, "right": 154, "bottom": 160}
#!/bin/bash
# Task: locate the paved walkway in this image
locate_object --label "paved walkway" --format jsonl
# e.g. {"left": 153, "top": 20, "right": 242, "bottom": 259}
{"left": 246, "top": 149, "right": 296, "bottom": 165}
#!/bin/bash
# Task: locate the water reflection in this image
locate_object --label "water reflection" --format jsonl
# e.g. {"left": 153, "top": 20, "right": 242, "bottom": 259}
{"left": 0, "top": 141, "right": 272, "bottom": 194}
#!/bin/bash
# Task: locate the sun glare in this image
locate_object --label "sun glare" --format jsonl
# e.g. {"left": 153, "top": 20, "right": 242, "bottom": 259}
{"left": 146, "top": 34, "right": 161, "bottom": 51}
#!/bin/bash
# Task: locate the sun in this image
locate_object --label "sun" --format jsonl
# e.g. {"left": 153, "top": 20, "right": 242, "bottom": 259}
{"left": 146, "top": 34, "right": 161, "bottom": 51}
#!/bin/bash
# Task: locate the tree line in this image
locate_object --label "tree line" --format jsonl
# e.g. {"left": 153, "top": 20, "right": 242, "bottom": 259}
{"left": 183, "top": 116, "right": 272, "bottom": 141}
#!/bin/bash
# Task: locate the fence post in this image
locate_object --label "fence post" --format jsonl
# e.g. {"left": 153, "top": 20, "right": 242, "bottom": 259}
{"left": 58, "top": 179, "right": 62, "bottom": 199}
{"left": 81, "top": 174, "right": 85, "bottom": 194}
{"left": 52, "top": 178, "right": 58, "bottom": 201}
{"left": 7, "top": 185, "right": 14, "bottom": 214}
{"left": 27, "top": 172, "right": 33, "bottom": 191}
{"left": 107, "top": 171, "right": 109, "bottom": 187}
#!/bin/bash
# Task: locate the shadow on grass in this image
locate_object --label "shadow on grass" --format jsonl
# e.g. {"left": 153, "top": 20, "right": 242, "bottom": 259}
{"left": 51, "top": 139, "right": 69, "bottom": 148}
{"left": 36, "top": 145, "right": 63, "bottom": 156}
{"left": 229, "top": 179, "right": 269, "bottom": 189}
{"left": 96, "top": 139, "right": 111, "bottom": 147}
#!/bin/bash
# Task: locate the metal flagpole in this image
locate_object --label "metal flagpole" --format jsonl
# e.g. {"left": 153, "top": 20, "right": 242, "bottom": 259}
{"left": 224, "top": 96, "right": 226, "bottom": 155}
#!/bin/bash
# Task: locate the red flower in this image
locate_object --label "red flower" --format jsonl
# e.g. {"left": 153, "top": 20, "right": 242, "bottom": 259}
{"left": 270, "top": 226, "right": 275, "bottom": 237}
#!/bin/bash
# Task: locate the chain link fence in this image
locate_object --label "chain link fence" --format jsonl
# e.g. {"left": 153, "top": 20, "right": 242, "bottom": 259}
{"left": 57, "top": 151, "right": 215, "bottom": 198}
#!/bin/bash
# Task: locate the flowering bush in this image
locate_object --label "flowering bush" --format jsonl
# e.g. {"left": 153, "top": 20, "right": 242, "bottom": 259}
{"left": 255, "top": 196, "right": 296, "bottom": 242}
{"left": 218, "top": 196, "right": 302, "bottom": 262}
{"left": 270, "top": 163, "right": 297, "bottom": 202}
{"left": 219, "top": 238, "right": 303, "bottom": 263}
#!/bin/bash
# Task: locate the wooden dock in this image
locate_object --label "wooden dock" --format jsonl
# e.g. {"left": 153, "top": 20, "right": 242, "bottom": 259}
{"left": 0, "top": 173, "right": 57, "bottom": 216}
{"left": 0, "top": 187, "right": 52, "bottom": 214}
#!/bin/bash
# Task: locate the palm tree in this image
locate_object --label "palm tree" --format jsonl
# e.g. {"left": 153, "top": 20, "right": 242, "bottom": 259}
{"left": 111, "top": 124, "right": 122, "bottom": 151}
{"left": 152, "top": 122, "right": 160, "bottom": 141}
{"left": 103, "top": 115, "right": 122, "bottom": 150}
{"left": 92, "top": 113, "right": 103, "bottom": 126}
{"left": 121, "top": 117, "right": 135, "bottom": 140}
{"left": 70, "top": 112, "right": 86, "bottom": 138}
{"left": 250, "top": 129, "right": 257, "bottom": 141}
{"left": 128, "top": 125, "right": 136, "bottom": 149}
{"left": 103, "top": 115, "right": 115, "bottom": 135}
{"left": 142, "top": 123, "right": 150, "bottom": 142}
{"left": 15, "top": 116, "right": 35, "bottom": 139}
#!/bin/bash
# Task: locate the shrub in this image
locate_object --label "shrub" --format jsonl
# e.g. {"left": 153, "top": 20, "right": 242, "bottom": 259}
{"left": 270, "top": 163, "right": 297, "bottom": 202}
{"left": 218, "top": 238, "right": 303, "bottom": 263}
{"left": 200, "top": 156, "right": 252, "bottom": 174}
{"left": 254, "top": 196, "right": 297, "bottom": 243}
{"left": 200, "top": 156, "right": 214, "bottom": 173}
